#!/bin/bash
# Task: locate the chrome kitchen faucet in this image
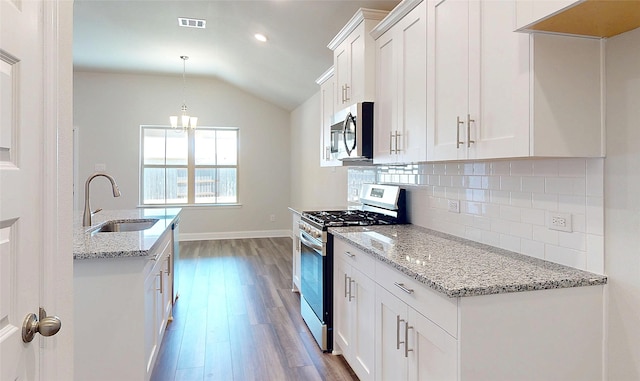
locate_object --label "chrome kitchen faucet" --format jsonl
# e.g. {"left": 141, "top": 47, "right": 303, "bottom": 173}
{"left": 82, "top": 172, "right": 121, "bottom": 226}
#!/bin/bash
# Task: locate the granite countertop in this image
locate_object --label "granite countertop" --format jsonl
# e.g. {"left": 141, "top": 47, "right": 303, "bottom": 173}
{"left": 73, "top": 208, "right": 181, "bottom": 260}
{"left": 329, "top": 224, "right": 607, "bottom": 298}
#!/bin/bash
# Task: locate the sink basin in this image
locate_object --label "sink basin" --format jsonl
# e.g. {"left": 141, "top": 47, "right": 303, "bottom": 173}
{"left": 94, "top": 218, "right": 159, "bottom": 233}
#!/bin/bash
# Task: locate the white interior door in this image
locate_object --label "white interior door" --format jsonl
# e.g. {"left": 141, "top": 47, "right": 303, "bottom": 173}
{"left": 0, "top": 0, "right": 73, "bottom": 379}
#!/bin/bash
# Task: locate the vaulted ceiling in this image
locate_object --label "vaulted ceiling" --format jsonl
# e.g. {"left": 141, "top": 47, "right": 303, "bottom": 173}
{"left": 73, "top": 0, "right": 401, "bottom": 111}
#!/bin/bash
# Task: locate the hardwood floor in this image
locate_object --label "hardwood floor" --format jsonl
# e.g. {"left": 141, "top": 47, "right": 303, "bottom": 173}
{"left": 150, "top": 238, "right": 359, "bottom": 381}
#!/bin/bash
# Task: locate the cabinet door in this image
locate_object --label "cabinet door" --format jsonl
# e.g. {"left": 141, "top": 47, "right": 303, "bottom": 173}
{"left": 334, "top": 42, "right": 349, "bottom": 110}
{"left": 375, "top": 285, "right": 408, "bottom": 381}
{"left": 320, "top": 74, "right": 339, "bottom": 166}
{"left": 373, "top": 30, "right": 397, "bottom": 164}
{"left": 349, "top": 267, "right": 376, "bottom": 381}
{"left": 407, "top": 307, "right": 458, "bottom": 381}
{"left": 397, "top": 0, "right": 427, "bottom": 163}
{"left": 292, "top": 212, "right": 301, "bottom": 291}
{"left": 333, "top": 257, "right": 352, "bottom": 354}
{"left": 348, "top": 28, "right": 366, "bottom": 105}
{"left": 469, "top": 0, "right": 530, "bottom": 159}
{"left": 144, "top": 267, "right": 159, "bottom": 378}
{"left": 430, "top": 0, "right": 470, "bottom": 161}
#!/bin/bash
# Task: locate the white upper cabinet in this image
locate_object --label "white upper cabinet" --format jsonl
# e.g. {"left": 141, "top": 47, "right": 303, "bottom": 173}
{"left": 329, "top": 8, "right": 388, "bottom": 112}
{"left": 316, "top": 67, "right": 341, "bottom": 167}
{"left": 428, "top": 0, "right": 603, "bottom": 162}
{"left": 372, "top": 0, "right": 427, "bottom": 164}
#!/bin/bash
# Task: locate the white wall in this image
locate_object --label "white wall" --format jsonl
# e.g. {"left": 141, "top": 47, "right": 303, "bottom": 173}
{"left": 74, "top": 71, "right": 291, "bottom": 238}
{"left": 604, "top": 27, "right": 640, "bottom": 380}
{"left": 290, "top": 91, "right": 349, "bottom": 209}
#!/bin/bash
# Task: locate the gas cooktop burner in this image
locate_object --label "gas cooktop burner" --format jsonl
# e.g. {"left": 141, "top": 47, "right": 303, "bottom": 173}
{"left": 302, "top": 209, "right": 400, "bottom": 228}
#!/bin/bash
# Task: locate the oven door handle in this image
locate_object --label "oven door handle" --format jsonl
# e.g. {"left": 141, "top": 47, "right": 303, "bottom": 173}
{"left": 300, "top": 231, "right": 325, "bottom": 256}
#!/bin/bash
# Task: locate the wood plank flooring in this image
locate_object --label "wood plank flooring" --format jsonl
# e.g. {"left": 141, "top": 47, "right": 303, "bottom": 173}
{"left": 150, "top": 238, "right": 359, "bottom": 381}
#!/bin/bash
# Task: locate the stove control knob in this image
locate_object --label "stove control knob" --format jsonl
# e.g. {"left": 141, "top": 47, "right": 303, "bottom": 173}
{"left": 315, "top": 231, "right": 322, "bottom": 239}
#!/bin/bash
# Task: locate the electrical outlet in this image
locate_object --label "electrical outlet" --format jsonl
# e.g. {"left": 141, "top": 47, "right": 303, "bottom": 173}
{"left": 448, "top": 199, "right": 460, "bottom": 213}
{"left": 549, "top": 212, "right": 572, "bottom": 232}
{"left": 270, "top": 214, "right": 276, "bottom": 222}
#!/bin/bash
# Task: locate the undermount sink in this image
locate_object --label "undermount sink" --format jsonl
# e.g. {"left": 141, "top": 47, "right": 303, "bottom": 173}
{"left": 94, "top": 218, "right": 159, "bottom": 233}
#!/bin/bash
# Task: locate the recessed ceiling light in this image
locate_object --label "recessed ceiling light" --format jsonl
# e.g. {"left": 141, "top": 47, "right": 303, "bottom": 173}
{"left": 254, "top": 33, "right": 268, "bottom": 42}
{"left": 178, "top": 17, "right": 206, "bottom": 29}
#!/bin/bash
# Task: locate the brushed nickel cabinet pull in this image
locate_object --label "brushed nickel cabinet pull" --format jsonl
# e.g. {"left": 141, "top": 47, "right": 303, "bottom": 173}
{"left": 389, "top": 131, "right": 394, "bottom": 154}
{"left": 394, "top": 282, "right": 414, "bottom": 294}
{"left": 397, "top": 315, "right": 406, "bottom": 350}
{"left": 395, "top": 131, "right": 401, "bottom": 153}
{"left": 405, "top": 322, "right": 414, "bottom": 358}
{"left": 348, "top": 278, "right": 355, "bottom": 301}
{"left": 467, "top": 114, "right": 475, "bottom": 147}
{"left": 344, "top": 251, "right": 355, "bottom": 258}
{"left": 344, "top": 274, "right": 349, "bottom": 298}
{"left": 456, "top": 116, "right": 464, "bottom": 149}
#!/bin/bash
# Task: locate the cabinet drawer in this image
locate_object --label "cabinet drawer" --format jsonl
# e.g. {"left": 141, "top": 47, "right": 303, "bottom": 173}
{"left": 333, "top": 237, "right": 376, "bottom": 279}
{"left": 375, "top": 262, "right": 458, "bottom": 338}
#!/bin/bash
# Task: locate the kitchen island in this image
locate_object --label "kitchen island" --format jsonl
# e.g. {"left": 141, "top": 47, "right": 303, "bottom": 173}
{"left": 330, "top": 224, "right": 607, "bottom": 381}
{"left": 73, "top": 207, "right": 181, "bottom": 259}
{"left": 74, "top": 208, "right": 181, "bottom": 381}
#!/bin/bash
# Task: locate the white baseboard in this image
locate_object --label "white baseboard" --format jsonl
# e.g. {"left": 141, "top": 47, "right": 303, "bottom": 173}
{"left": 179, "top": 229, "right": 292, "bottom": 242}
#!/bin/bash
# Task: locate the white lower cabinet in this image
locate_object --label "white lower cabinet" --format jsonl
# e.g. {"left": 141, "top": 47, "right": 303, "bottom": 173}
{"left": 75, "top": 230, "right": 173, "bottom": 381}
{"left": 334, "top": 237, "right": 604, "bottom": 381}
{"left": 333, "top": 238, "right": 376, "bottom": 381}
{"left": 375, "top": 285, "right": 457, "bottom": 381}
{"left": 291, "top": 211, "right": 301, "bottom": 292}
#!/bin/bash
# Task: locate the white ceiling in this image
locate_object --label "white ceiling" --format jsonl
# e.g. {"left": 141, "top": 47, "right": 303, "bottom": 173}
{"left": 73, "top": 0, "right": 401, "bottom": 111}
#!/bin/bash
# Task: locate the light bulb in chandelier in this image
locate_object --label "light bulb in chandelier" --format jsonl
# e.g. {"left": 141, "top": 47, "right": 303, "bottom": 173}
{"left": 170, "top": 56, "right": 197, "bottom": 129}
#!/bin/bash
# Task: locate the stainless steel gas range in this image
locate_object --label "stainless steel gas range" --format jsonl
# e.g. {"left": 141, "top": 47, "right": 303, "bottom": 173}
{"left": 298, "top": 184, "right": 406, "bottom": 352}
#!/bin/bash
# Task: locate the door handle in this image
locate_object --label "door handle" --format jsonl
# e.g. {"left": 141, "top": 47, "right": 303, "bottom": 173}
{"left": 22, "top": 307, "right": 62, "bottom": 343}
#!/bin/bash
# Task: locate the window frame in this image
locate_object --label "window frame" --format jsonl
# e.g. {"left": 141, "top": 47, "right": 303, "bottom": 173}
{"left": 139, "top": 125, "right": 240, "bottom": 206}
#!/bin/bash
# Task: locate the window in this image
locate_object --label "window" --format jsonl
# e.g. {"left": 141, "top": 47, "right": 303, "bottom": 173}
{"left": 140, "top": 126, "right": 238, "bottom": 205}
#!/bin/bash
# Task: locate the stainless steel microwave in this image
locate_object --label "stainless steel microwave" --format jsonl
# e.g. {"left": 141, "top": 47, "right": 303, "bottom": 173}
{"left": 329, "top": 102, "right": 374, "bottom": 163}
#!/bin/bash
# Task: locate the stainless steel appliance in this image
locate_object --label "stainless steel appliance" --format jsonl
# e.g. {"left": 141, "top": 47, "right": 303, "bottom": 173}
{"left": 329, "top": 102, "right": 374, "bottom": 163}
{"left": 298, "top": 184, "right": 406, "bottom": 352}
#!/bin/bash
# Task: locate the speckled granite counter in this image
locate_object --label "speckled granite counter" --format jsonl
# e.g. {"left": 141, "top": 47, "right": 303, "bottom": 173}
{"left": 329, "top": 224, "right": 607, "bottom": 298}
{"left": 73, "top": 208, "right": 181, "bottom": 260}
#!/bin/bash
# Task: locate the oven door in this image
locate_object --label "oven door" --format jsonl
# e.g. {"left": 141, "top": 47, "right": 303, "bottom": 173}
{"left": 299, "top": 230, "right": 325, "bottom": 322}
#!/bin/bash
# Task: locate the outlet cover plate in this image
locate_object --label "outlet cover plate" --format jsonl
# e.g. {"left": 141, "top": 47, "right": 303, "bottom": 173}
{"left": 548, "top": 212, "right": 572, "bottom": 232}
{"left": 448, "top": 200, "right": 460, "bottom": 213}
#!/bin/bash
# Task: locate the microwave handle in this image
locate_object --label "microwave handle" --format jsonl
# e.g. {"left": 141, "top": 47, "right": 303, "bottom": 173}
{"left": 343, "top": 112, "right": 356, "bottom": 156}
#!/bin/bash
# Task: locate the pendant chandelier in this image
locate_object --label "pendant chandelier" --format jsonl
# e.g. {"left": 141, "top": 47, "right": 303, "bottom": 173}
{"left": 170, "top": 55, "right": 198, "bottom": 129}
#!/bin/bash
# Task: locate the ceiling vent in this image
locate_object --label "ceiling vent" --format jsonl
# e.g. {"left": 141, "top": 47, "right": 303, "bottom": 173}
{"left": 178, "top": 17, "right": 206, "bottom": 29}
